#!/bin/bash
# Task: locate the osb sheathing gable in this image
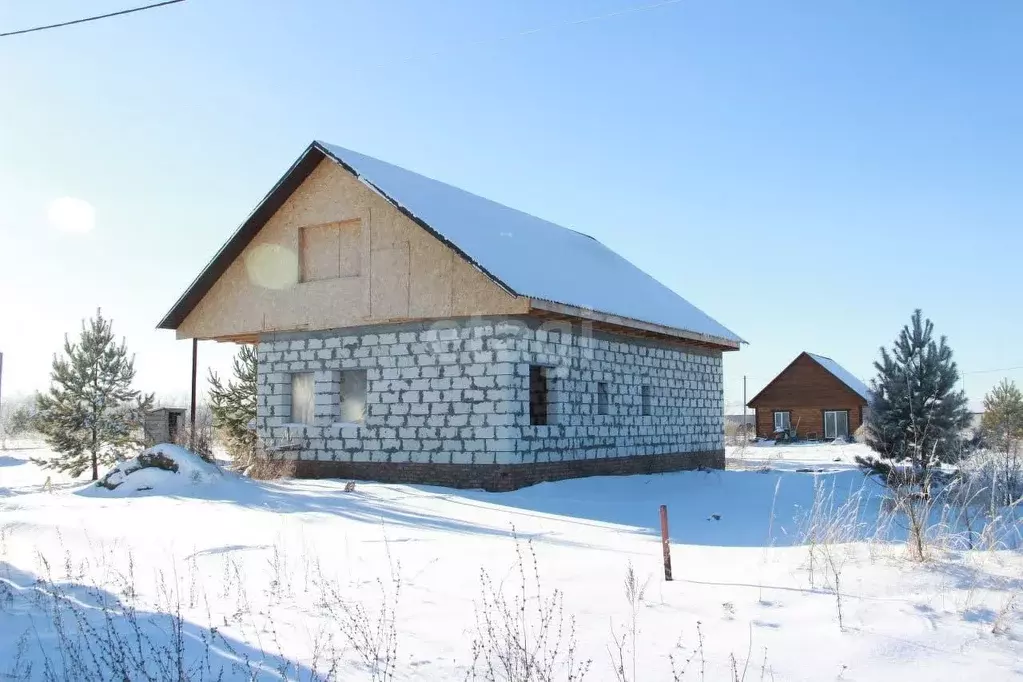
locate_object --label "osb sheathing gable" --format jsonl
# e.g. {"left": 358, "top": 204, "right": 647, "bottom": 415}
{"left": 177, "top": 159, "right": 526, "bottom": 340}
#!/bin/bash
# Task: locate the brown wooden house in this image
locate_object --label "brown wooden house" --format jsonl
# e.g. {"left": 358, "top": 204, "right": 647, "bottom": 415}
{"left": 747, "top": 352, "right": 871, "bottom": 440}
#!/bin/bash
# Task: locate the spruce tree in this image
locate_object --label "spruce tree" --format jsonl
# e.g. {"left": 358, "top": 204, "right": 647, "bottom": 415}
{"left": 207, "top": 344, "right": 257, "bottom": 465}
{"left": 859, "top": 309, "right": 971, "bottom": 486}
{"left": 34, "top": 310, "right": 154, "bottom": 480}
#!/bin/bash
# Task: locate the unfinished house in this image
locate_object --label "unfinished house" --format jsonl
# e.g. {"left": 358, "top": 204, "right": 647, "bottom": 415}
{"left": 158, "top": 141, "right": 742, "bottom": 490}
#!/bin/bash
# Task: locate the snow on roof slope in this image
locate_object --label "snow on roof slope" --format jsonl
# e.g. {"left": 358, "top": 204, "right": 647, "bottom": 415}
{"left": 807, "top": 353, "right": 872, "bottom": 402}
{"left": 317, "top": 142, "right": 742, "bottom": 345}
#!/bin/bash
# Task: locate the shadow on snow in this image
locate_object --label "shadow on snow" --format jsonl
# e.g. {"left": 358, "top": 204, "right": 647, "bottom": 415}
{"left": 0, "top": 561, "right": 318, "bottom": 681}
{"left": 424, "top": 467, "right": 885, "bottom": 548}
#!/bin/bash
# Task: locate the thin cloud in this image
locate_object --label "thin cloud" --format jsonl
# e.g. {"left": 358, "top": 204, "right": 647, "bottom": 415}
{"left": 47, "top": 197, "right": 96, "bottom": 234}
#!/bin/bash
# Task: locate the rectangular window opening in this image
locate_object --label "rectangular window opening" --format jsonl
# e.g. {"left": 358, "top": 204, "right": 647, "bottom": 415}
{"left": 529, "top": 365, "right": 549, "bottom": 426}
{"left": 340, "top": 369, "right": 368, "bottom": 424}
{"left": 641, "top": 384, "right": 652, "bottom": 417}
{"left": 291, "top": 373, "right": 315, "bottom": 425}
{"left": 773, "top": 410, "right": 791, "bottom": 433}
{"left": 299, "top": 221, "right": 361, "bottom": 283}
{"left": 300, "top": 225, "right": 340, "bottom": 283}
{"left": 824, "top": 410, "right": 849, "bottom": 440}
{"left": 597, "top": 382, "right": 609, "bottom": 416}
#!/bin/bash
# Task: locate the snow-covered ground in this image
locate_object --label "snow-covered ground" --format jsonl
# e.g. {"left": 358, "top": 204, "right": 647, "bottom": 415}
{"left": 1, "top": 441, "right": 1021, "bottom": 680}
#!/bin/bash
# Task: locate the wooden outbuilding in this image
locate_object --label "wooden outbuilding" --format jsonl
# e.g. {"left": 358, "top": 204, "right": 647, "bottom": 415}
{"left": 144, "top": 407, "right": 187, "bottom": 446}
{"left": 747, "top": 352, "right": 870, "bottom": 440}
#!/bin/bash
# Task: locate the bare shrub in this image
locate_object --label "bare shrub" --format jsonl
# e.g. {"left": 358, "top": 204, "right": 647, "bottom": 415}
{"left": 313, "top": 545, "right": 401, "bottom": 682}
{"left": 799, "top": 478, "right": 868, "bottom": 628}
{"left": 246, "top": 456, "right": 298, "bottom": 480}
{"left": 869, "top": 455, "right": 1023, "bottom": 560}
{"left": 3, "top": 542, "right": 395, "bottom": 681}
{"left": 468, "top": 537, "right": 590, "bottom": 682}
{"left": 953, "top": 448, "right": 1023, "bottom": 515}
{"left": 667, "top": 622, "right": 771, "bottom": 682}
{"left": 265, "top": 542, "right": 293, "bottom": 603}
{"left": 608, "top": 562, "right": 650, "bottom": 682}
{"left": 669, "top": 622, "right": 706, "bottom": 681}
{"left": 0, "top": 396, "right": 36, "bottom": 450}
{"left": 991, "top": 593, "right": 1018, "bottom": 636}
{"left": 3, "top": 554, "right": 303, "bottom": 681}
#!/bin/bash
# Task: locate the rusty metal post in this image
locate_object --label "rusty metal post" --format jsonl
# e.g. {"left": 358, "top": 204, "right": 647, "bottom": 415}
{"left": 189, "top": 338, "right": 198, "bottom": 449}
{"left": 659, "top": 504, "right": 673, "bottom": 581}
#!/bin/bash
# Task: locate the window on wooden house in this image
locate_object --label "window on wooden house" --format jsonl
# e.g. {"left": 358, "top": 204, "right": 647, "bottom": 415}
{"left": 641, "top": 384, "right": 652, "bottom": 416}
{"left": 824, "top": 410, "right": 849, "bottom": 440}
{"left": 291, "top": 373, "right": 315, "bottom": 425}
{"left": 340, "top": 370, "right": 367, "bottom": 424}
{"left": 529, "top": 366, "right": 549, "bottom": 426}
{"left": 299, "top": 221, "right": 361, "bottom": 282}
{"left": 597, "top": 382, "right": 609, "bottom": 416}
{"left": 773, "top": 411, "right": 791, "bottom": 433}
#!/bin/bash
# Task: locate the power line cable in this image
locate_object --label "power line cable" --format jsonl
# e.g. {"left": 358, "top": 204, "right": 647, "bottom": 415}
{"left": 962, "top": 365, "right": 1023, "bottom": 376}
{"left": 0, "top": 0, "right": 186, "bottom": 38}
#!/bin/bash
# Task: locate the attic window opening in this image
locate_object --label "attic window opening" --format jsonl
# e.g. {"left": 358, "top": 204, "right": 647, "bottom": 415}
{"left": 529, "top": 366, "right": 549, "bottom": 426}
{"left": 299, "top": 220, "right": 361, "bottom": 283}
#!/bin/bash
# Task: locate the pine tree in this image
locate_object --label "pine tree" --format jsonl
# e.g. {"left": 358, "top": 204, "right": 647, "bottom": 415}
{"left": 207, "top": 344, "right": 257, "bottom": 465}
{"left": 859, "top": 309, "right": 971, "bottom": 487}
{"left": 982, "top": 379, "right": 1023, "bottom": 447}
{"left": 33, "top": 309, "right": 154, "bottom": 480}
{"left": 980, "top": 379, "right": 1023, "bottom": 503}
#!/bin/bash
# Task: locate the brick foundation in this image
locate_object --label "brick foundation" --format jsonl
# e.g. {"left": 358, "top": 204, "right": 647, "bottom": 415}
{"left": 290, "top": 449, "right": 724, "bottom": 492}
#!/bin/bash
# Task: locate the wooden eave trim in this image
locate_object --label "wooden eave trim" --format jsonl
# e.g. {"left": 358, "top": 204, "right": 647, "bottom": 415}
{"left": 527, "top": 298, "right": 740, "bottom": 351}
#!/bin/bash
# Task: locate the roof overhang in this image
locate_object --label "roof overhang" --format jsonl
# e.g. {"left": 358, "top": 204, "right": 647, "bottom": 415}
{"left": 528, "top": 298, "right": 741, "bottom": 351}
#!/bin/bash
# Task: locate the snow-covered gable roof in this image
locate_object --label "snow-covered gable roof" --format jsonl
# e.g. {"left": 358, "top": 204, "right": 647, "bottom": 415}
{"left": 806, "top": 353, "right": 872, "bottom": 402}
{"left": 317, "top": 142, "right": 742, "bottom": 346}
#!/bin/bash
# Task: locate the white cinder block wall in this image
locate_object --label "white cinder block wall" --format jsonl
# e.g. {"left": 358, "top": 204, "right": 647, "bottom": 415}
{"left": 255, "top": 318, "right": 724, "bottom": 464}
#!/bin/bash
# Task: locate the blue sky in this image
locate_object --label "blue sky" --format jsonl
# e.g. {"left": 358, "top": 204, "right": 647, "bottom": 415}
{"left": 1, "top": 0, "right": 1020, "bottom": 411}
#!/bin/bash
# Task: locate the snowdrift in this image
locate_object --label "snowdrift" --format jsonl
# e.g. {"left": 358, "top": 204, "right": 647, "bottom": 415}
{"left": 81, "top": 444, "right": 222, "bottom": 497}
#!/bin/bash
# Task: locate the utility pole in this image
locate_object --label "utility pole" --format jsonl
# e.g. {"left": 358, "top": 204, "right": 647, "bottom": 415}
{"left": 743, "top": 375, "right": 747, "bottom": 435}
{"left": 659, "top": 504, "right": 672, "bottom": 581}
{"left": 190, "top": 339, "right": 198, "bottom": 449}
